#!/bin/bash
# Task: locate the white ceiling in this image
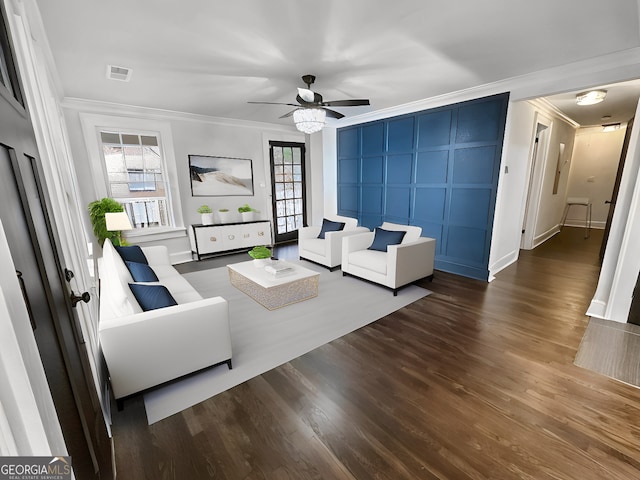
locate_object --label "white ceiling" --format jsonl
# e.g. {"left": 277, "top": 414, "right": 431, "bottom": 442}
{"left": 35, "top": 0, "right": 640, "bottom": 128}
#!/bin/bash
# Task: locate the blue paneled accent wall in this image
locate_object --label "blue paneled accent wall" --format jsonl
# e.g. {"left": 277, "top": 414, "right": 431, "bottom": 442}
{"left": 337, "top": 93, "right": 509, "bottom": 280}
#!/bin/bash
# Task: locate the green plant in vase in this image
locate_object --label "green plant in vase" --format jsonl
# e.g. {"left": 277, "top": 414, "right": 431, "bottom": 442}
{"left": 88, "top": 197, "right": 126, "bottom": 246}
{"left": 248, "top": 245, "right": 271, "bottom": 259}
{"left": 197, "top": 205, "right": 215, "bottom": 225}
{"left": 238, "top": 204, "right": 255, "bottom": 213}
{"left": 238, "top": 203, "right": 258, "bottom": 222}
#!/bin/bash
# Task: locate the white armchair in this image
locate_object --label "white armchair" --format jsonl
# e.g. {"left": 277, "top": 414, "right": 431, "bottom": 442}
{"left": 341, "top": 222, "right": 436, "bottom": 295}
{"left": 298, "top": 215, "right": 369, "bottom": 271}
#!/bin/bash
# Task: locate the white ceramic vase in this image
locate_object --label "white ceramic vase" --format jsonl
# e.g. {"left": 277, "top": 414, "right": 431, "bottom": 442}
{"left": 201, "top": 213, "right": 215, "bottom": 225}
{"left": 241, "top": 211, "right": 255, "bottom": 222}
{"left": 218, "top": 211, "right": 232, "bottom": 223}
{"left": 253, "top": 258, "right": 269, "bottom": 268}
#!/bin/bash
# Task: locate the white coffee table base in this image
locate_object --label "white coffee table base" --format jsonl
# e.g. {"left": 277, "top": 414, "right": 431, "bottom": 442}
{"left": 227, "top": 261, "right": 319, "bottom": 310}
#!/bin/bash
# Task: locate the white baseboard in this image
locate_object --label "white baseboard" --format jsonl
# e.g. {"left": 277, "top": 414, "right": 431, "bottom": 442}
{"left": 562, "top": 220, "right": 605, "bottom": 230}
{"left": 489, "top": 249, "right": 519, "bottom": 281}
{"left": 170, "top": 250, "right": 195, "bottom": 264}
{"left": 532, "top": 225, "right": 560, "bottom": 249}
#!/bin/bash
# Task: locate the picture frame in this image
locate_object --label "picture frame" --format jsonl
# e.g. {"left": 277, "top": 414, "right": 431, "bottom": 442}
{"left": 189, "top": 155, "right": 254, "bottom": 196}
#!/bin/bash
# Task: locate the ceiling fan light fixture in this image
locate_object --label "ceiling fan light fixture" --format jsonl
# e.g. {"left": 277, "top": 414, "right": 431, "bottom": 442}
{"left": 576, "top": 89, "right": 607, "bottom": 105}
{"left": 293, "top": 108, "right": 326, "bottom": 134}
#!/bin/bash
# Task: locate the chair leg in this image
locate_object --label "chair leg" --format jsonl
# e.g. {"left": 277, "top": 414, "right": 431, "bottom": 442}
{"left": 226, "top": 359, "right": 233, "bottom": 370}
{"left": 560, "top": 203, "right": 570, "bottom": 230}
{"left": 585, "top": 203, "right": 592, "bottom": 239}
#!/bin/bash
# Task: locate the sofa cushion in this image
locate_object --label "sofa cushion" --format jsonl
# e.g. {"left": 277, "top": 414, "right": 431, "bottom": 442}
{"left": 317, "top": 218, "right": 345, "bottom": 239}
{"left": 115, "top": 245, "right": 148, "bottom": 264}
{"left": 129, "top": 283, "right": 177, "bottom": 311}
{"left": 380, "top": 222, "right": 422, "bottom": 243}
{"left": 302, "top": 238, "right": 326, "bottom": 255}
{"left": 348, "top": 249, "right": 388, "bottom": 275}
{"left": 152, "top": 265, "right": 204, "bottom": 304}
{"left": 369, "top": 227, "right": 406, "bottom": 252}
{"left": 101, "top": 239, "right": 141, "bottom": 319}
{"left": 125, "top": 261, "right": 158, "bottom": 282}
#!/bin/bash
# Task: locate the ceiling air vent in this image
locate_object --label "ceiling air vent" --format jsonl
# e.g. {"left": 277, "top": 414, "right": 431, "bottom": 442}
{"left": 106, "top": 65, "right": 132, "bottom": 82}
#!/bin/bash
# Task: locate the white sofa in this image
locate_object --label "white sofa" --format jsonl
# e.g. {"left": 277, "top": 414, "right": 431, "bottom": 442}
{"left": 99, "top": 239, "right": 232, "bottom": 403}
{"left": 341, "top": 222, "right": 436, "bottom": 295}
{"left": 298, "top": 215, "right": 369, "bottom": 270}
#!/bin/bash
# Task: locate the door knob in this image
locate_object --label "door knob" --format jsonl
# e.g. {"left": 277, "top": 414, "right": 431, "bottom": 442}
{"left": 70, "top": 291, "right": 90, "bottom": 307}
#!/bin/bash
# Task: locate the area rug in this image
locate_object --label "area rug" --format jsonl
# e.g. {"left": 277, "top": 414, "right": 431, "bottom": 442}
{"left": 143, "top": 261, "right": 430, "bottom": 424}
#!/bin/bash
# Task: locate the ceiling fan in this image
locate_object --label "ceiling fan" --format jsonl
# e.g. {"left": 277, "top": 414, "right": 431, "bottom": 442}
{"left": 249, "top": 75, "right": 370, "bottom": 133}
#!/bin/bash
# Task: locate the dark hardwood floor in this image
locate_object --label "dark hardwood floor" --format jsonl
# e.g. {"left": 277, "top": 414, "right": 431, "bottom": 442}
{"left": 111, "top": 228, "right": 640, "bottom": 479}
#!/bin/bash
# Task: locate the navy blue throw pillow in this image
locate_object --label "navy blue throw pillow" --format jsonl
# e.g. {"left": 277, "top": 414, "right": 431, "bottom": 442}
{"left": 129, "top": 284, "right": 177, "bottom": 311}
{"left": 368, "top": 228, "right": 406, "bottom": 252}
{"left": 115, "top": 245, "right": 148, "bottom": 264}
{"left": 125, "top": 261, "right": 158, "bottom": 282}
{"left": 317, "top": 218, "right": 346, "bottom": 239}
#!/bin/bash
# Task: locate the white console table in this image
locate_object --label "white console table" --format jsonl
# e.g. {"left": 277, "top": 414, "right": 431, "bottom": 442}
{"left": 188, "top": 221, "right": 272, "bottom": 260}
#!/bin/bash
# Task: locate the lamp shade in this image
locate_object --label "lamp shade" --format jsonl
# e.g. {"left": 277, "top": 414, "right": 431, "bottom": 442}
{"left": 293, "top": 108, "right": 326, "bottom": 134}
{"left": 105, "top": 211, "right": 132, "bottom": 231}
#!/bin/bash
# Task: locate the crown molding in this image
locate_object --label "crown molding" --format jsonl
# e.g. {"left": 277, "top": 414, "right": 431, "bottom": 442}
{"left": 62, "top": 97, "right": 298, "bottom": 132}
{"left": 334, "top": 47, "right": 640, "bottom": 129}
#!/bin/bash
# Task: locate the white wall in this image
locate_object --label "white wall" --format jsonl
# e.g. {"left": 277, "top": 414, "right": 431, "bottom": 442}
{"left": 588, "top": 99, "right": 640, "bottom": 322}
{"left": 62, "top": 101, "right": 304, "bottom": 259}
{"left": 565, "top": 126, "right": 626, "bottom": 228}
{"left": 531, "top": 116, "right": 577, "bottom": 244}
{"left": 488, "top": 101, "right": 537, "bottom": 278}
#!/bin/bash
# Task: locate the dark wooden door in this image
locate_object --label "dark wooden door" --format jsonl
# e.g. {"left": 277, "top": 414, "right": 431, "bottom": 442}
{"left": 599, "top": 116, "right": 634, "bottom": 262}
{"left": 0, "top": 5, "right": 112, "bottom": 479}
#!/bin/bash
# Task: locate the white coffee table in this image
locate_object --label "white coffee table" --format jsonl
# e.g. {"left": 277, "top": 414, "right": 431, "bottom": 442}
{"left": 227, "top": 260, "right": 320, "bottom": 310}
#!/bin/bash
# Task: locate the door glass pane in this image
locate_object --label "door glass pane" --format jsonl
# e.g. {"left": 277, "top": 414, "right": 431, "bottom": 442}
{"left": 273, "top": 147, "right": 283, "bottom": 164}
{"left": 275, "top": 183, "right": 285, "bottom": 200}
{"left": 271, "top": 144, "right": 305, "bottom": 241}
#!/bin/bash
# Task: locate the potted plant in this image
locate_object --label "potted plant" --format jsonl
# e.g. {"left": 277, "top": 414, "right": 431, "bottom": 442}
{"left": 88, "top": 197, "right": 126, "bottom": 247}
{"left": 218, "top": 208, "right": 232, "bottom": 223}
{"left": 238, "top": 203, "right": 257, "bottom": 222}
{"left": 248, "top": 245, "right": 271, "bottom": 267}
{"left": 197, "top": 205, "right": 215, "bottom": 225}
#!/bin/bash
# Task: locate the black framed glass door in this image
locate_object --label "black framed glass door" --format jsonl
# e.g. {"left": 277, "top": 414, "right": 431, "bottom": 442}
{"left": 269, "top": 141, "right": 306, "bottom": 244}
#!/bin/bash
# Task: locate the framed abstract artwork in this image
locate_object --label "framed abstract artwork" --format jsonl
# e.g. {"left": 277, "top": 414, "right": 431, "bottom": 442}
{"left": 189, "top": 155, "right": 254, "bottom": 196}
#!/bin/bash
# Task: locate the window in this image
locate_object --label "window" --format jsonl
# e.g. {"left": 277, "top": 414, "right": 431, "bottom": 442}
{"left": 100, "top": 131, "right": 171, "bottom": 229}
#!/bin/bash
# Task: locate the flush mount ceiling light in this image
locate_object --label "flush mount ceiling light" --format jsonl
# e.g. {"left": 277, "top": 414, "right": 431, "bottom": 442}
{"left": 576, "top": 90, "right": 607, "bottom": 105}
{"left": 602, "top": 123, "right": 621, "bottom": 132}
{"left": 293, "top": 108, "right": 326, "bottom": 134}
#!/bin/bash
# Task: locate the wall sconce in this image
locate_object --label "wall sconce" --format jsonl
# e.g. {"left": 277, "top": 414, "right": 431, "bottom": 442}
{"left": 576, "top": 90, "right": 607, "bottom": 105}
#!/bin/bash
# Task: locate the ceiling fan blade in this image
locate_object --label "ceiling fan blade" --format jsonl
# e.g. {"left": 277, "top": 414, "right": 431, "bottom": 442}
{"left": 323, "top": 99, "right": 370, "bottom": 107}
{"left": 322, "top": 108, "right": 345, "bottom": 119}
{"left": 279, "top": 109, "right": 299, "bottom": 119}
{"left": 248, "top": 101, "right": 301, "bottom": 107}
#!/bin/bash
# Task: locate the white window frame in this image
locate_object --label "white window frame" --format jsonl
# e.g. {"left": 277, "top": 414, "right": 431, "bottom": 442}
{"left": 80, "top": 113, "right": 186, "bottom": 242}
